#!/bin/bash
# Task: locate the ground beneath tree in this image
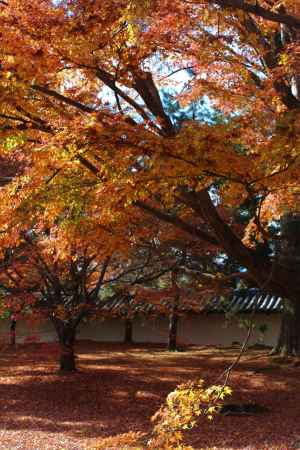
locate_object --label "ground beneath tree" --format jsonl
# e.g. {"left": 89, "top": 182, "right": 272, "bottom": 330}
{"left": 0, "top": 341, "right": 299, "bottom": 450}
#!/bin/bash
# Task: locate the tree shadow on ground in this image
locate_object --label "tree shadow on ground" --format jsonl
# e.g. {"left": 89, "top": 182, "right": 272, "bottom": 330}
{"left": 0, "top": 341, "right": 299, "bottom": 449}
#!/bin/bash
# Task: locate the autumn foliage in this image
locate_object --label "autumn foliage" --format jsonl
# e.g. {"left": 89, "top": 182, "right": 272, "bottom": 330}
{"left": 149, "top": 379, "right": 232, "bottom": 449}
{"left": 0, "top": 1, "right": 300, "bottom": 298}
{"left": 0, "top": 0, "right": 300, "bottom": 444}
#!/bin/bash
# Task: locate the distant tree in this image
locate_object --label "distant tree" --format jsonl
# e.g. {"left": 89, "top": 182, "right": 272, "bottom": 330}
{"left": 9, "top": 314, "right": 16, "bottom": 346}
{"left": 167, "top": 270, "right": 180, "bottom": 351}
{"left": 0, "top": 231, "right": 113, "bottom": 371}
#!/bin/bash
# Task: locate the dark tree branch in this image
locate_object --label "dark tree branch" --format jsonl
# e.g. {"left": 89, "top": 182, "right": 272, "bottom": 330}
{"left": 89, "top": 256, "right": 111, "bottom": 301}
{"left": 135, "top": 200, "right": 219, "bottom": 246}
{"left": 0, "top": 113, "right": 30, "bottom": 123}
{"left": 177, "top": 188, "right": 298, "bottom": 299}
{"left": 179, "top": 189, "right": 265, "bottom": 270}
{"left": 131, "top": 70, "right": 176, "bottom": 136}
{"left": 76, "top": 154, "right": 100, "bottom": 176}
{"left": 210, "top": 0, "right": 300, "bottom": 29}
{"left": 31, "top": 85, "right": 97, "bottom": 113}
{"left": 95, "top": 68, "right": 162, "bottom": 133}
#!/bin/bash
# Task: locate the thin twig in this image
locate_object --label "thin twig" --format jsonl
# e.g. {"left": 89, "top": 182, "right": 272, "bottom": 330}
{"left": 216, "top": 257, "right": 277, "bottom": 387}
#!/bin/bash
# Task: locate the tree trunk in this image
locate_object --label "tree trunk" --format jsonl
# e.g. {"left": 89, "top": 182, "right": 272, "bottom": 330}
{"left": 54, "top": 321, "right": 77, "bottom": 372}
{"left": 9, "top": 318, "right": 16, "bottom": 346}
{"left": 168, "top": 271, "right": 180, "bottom": 351}
{"left": 272, "top": 299, "right": 300, "bottom": 356}
{"left": 168, "top": 310, "right": 178, "bottom": 351}
{"left": 124, "top": 318, "right": 133, "bottom": 344}
{"left": 272, "top": 214, "right": 300, "bottom": 356}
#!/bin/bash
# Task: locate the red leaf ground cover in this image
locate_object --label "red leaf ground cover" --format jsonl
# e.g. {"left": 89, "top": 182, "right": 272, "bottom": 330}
{"left": 0, "top": 341, "right": 299, "bottom": 449}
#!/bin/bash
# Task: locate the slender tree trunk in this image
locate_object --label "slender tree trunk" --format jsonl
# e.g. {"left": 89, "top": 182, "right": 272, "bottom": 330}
{"left": 168, "top": 271, "right": 180, "bottom": 351}
{"left": 168, "top": 310, "right": 178, "bottom": 351}
{"left": 272, "top": 299, "right": 300, "bottom": 356}
{"left": 54, "top": 321, "right": 77, "bottom": 372}
{"left": 9, "top": 318, "right": 16, "bottom": 346}
{"left": 124, "top": 318, "right": 133, "bottom": 344}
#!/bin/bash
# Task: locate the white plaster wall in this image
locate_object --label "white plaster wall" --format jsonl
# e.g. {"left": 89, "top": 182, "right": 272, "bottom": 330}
{"left": 132, "top": 316, "right": 169, "bottom": 343}
{"left": 0, "top": 318, "right": 125, "bottom": 344}
{"left": 77, "top": 318, "right": 125, "bottom": 342}
{"left": 177, "top": 313, "right": 281, "bottom": 347}
{"left": 0, "top": 313, "right": 281, "bottom": 347}
{"left": 0, "top": 318, "right": 55, "bottom": 343}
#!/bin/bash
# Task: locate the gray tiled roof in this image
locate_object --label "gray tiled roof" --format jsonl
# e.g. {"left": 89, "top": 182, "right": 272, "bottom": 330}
{"left": 99, "top": 289, "right": 283, "bottom": 316}
{"left": 206, "top": 289, "right": 283, "bottom": 314}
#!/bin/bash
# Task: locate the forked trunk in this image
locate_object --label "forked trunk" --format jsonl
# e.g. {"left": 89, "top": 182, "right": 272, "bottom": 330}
{"left": 272, "top": 299, "right": 300, "bottom": 356}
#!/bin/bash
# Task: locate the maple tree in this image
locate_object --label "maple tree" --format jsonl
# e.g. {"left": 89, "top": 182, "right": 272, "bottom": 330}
{"left": 148, "top": 379, "right": 232, "bottom": 449}
{"left": 133, "top": 245, "right": 232, "bottom": 352}
{"left": 0, "top": 172, "right": 199, "bottom": 370}
{"left": 0, "top": 227, "right": 117, "bottom": 371}
{"left": 0, "top": 0, "right": 300, "bottom": 355}
{"left": 0, "top": 217, "right": 190, "bottom": 371}
{"left": 126, "top": 208, "right": 235, "bottom": 350}
{"left": 0, "top": 163, "right": 161, "bottom": 371}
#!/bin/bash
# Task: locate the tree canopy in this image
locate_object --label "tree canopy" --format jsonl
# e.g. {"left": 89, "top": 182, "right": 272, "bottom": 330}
{"left": 1, "top": 1, "right": 300, "bottom": 310}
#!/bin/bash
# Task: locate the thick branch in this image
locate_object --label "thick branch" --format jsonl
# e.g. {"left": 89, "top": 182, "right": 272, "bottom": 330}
{"left": 135, "top": 200, "right": 219, "bottom": 246}
{"left": 89, "top": 256, "right": 111, "bottom": 301}
{"left": 95, "top": 68, "right": 161, "bottom": 133}
{"left": 31, "top": 85, "right": 96, "bottom": 113}
{"left": 210, "top": 0, "right": 300, "bottom": 29}
{"left": 178, "top": 189, "right": 300, "bottom": 300}
{"left": 132, "top": 70, "right": 176, "bottom": 136}
{"left": 179, "top": 189, "right": 269, "bottom": 276}
{"left": 76, "top": 154, "right": 100, "bottom": 175}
